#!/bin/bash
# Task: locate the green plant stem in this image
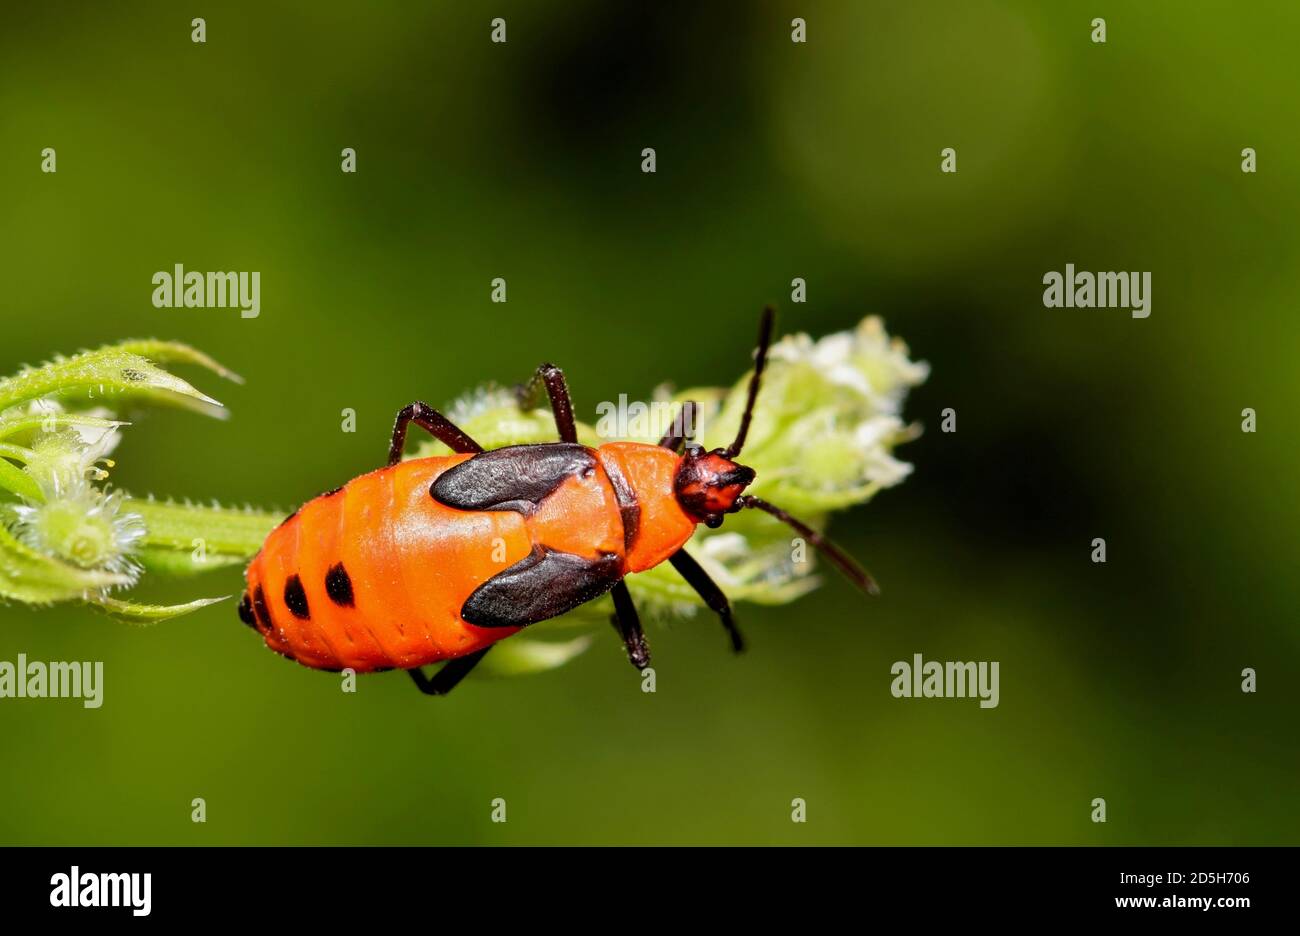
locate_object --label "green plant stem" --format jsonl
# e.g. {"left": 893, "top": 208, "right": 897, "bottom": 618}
{"left": 124, "top": 497, "right": 282, "bottom": 563}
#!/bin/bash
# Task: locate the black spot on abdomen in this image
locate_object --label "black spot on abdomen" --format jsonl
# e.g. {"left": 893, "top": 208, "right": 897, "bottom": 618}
{"left": 238, "top": 592, "right": 256, "bottom": 628}
{"left": 325, "top": 562, "right": 354, "bottom": 607}
{"left": 283, "top": 574, "right": 310, "bottom": 619}
{"left": 252, "top": 585, "right": 273, "bottom": 630}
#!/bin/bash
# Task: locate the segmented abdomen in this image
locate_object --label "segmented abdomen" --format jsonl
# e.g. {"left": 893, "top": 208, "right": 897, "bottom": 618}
{"left": 239, "top": 456, "right": 532, "bottom": 672}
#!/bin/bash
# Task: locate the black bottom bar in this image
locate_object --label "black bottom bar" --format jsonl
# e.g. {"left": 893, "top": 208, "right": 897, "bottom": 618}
{"left": 1, "top": 845, "right": 1282, "bottom": 923}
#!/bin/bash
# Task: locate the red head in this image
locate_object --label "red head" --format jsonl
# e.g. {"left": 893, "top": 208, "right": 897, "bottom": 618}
{"left": 674, "top": 447, "right": 755, "bottom": 527}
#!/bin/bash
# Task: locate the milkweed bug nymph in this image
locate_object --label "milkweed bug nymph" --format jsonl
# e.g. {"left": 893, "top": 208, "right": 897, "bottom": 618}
{"left": 238, "top": 307, "right": 878, "bottom": 695}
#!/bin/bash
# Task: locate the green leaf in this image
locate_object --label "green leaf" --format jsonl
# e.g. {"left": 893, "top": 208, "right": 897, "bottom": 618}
{"left": 112, "top": 340, "right": 243, "bottom": 385}
{"left": 0, "top": 456, "right": 44, "bottom": 501}
{"left": 89, "top": 593, "right": 229, "bottom": 625}
{"left": 0, "top": 343, "right": 228, "bottom": 418}
{"left": 124, "top": 496, "right": 282, "bottom": 561}
{"left": 0, "top": 413, "right": 127, "bottom": 444}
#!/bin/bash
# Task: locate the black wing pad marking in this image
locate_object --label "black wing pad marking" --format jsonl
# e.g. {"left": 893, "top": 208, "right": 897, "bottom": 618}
{"left": 430, "top": 443, "right": 596, "bottom": 515}
{"left": 461, "top": 546, "right": 623, "bottom": 629}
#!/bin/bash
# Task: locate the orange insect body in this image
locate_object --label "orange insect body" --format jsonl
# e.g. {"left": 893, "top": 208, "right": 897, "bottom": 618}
{"left": 239, "top": 308, "right": 875, "bottom": 696}
{"left": 242, "top": 443, "right": 695, "bottom": 673}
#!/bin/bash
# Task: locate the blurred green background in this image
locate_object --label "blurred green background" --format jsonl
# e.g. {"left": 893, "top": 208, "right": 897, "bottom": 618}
{"left": 2, "top": 0, "right": 1298, "bottom": 844}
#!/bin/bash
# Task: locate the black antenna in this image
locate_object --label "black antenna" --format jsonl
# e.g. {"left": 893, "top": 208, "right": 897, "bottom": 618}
{"left": 722, "top": 306, "right": 776, "bottom": 459}
{"left": 737, "top": 495, "right": 880, "bottom": 597}
{"left": 658, "top": 400, "right": 699, "bottom": 451}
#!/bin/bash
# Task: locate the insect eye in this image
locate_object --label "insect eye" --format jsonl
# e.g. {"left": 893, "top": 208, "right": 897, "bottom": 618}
{"left": 704, "top": 514, "right": 724, "bottom": 529}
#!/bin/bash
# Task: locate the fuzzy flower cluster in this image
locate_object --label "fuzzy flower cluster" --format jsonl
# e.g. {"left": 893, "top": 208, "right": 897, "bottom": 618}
{"left": 9, "top": 421, "right": 144, "bottom": 582}
{"left": 0, "top": 400, "right": 144, "bottom": 598}
{"left": 696, "top": 315, "right": 929, "bottom": 506}
{"left": 643, "top": 315, "right": 929, "bottom": 611}
{"left": 0, "top": 340, "right": 254, "bottom": 617}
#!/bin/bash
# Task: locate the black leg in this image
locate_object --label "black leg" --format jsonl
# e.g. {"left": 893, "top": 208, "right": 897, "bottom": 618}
{"left": 658, "top": 400, "right": 700, "bottom": 451}
{"left": 668, "top": 549, "right": 745, "bottom": 653}
{"left": 609, "top": 581, "right": 651, "bottom": 670}
{"left": 517, "top": 363, "right": 577, "bottom": 443}
{"left": 408, "top": 646, "right": 492, "bottom": 696}
{"left": 388, "top": 401, "right": 483, "bottom": 466}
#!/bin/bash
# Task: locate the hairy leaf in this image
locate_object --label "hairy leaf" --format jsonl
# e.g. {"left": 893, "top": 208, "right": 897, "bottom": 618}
{"left": 90, "top": 593, "right": 229, "bottom": 625}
